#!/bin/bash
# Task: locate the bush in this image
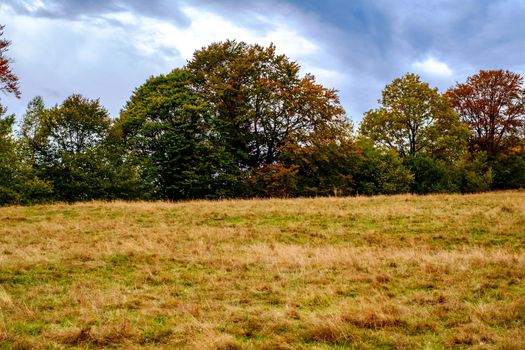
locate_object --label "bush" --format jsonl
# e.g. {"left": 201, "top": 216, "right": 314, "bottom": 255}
{"left": 404, "top": 156, "right": 461, "bottom": 194}
{"left": 355, "top": 143, "right": 413, "bottom": 195}
{"left": 459, "top": 152, "right": 493, "bottom": 193}
{"left": 492, "top": 151, "right": 525, "bottom": 189}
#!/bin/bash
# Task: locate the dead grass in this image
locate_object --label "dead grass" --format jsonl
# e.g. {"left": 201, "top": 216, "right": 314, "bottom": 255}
{"left": 0, "top": 191, "right": 524, "bottom": 349}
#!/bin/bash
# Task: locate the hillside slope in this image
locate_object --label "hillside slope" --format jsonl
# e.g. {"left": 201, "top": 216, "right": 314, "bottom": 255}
{"left": 1, "top": 192, "right": 524, "bottom": 349}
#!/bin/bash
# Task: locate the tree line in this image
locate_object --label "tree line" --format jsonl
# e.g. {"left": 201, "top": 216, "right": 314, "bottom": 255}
{"left": 1, "top": 28, "right": 524, "bottom": 205}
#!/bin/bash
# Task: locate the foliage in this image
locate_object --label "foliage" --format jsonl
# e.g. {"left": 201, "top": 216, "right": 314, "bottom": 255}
{"left": 39, "top": 94, "right": 110, "bottom": 155}
{"left": 361, "top": 73, "right": 468, "bottom": 160}
{"left": 281, "top": 135, "right": 361, "bottom": 197}
{"left": 492, "top": 151, "right": 525, "bottom": 189}
{"left": 0, "top": 109, "right": 19, "bottom": 204}
{"left": 270, "top": 135, "right": 414, "bottom": 197}
{"left": 355, "top": 141, "right": 414, "bottom": 195}
{"left": 0, "top": 104, "right": 51, "bottom": 205}
{"left": 21, "top": 95, "right": 142, "bottom": 202}
{"left": 459, "top": 152, "right": 494, "bottom": 193}
{"left": 186, "top": 40, "right": 347, "bottom": 169}
{"left": 404, "top": 156, "right": 461, "bottom": 194}
{"left": 1, "top": 30, "right": 525, "bottom": 204}
{"left": 118, "top": 69, "right": 239, "bottom": 200}
{"left": 246, "top": 163, "right": 299, "bottom": 198}
{"left": 19, "top": 96, "right": 45, "bottom": 148}
{"left": 446, "top": 70, "right": 525, "bottom": 159}
{"left": 0, "top": 25, "right": 20, "bottom": 98}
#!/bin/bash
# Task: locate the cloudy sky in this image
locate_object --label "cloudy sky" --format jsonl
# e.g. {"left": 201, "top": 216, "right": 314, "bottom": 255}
{"left": 1, "top": 0, "right": 524, "bottom": 123}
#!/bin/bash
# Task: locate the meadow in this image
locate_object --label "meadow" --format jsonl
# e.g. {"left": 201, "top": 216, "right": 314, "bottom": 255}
{"left": 0, "top": 191, "right": 524, "bottom": 349}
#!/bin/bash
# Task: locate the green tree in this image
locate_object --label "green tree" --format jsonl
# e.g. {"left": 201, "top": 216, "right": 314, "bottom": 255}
{"left": 19, "top": 96, "right": 46, "bottom": 162}
{"left": 186, "top": 40, "right": 347, "bottom": 169}
{"left": 118, "top": 69, "right": 238, "bottom": 200}
{"left": 492, "top": 151, "right": 525, "bottom": 189}
{"left": 23, "top": 95, "right": 141, "bottom": 202}
{"left": 404, "top": 155, "right": 461, "bottom": 194}
{"left": 0, "top": 107, "right": 19, "bottom": 203}
{"left": 0, "top": 104, "right": 51, "bottom": 205}
{"left": 0, "top": 28, "right": 51, "bottom": 205}
{"left": 39, "top": 94, "right": 110, "bottom": 155}
{"left": 360, "top": 73, "right": 467, "bottom": 161}
{"left": 354, "top": 140, "right": 414, "bottom": 195}
{"left": 278, "top": 128, "right": 360, "bottom": 197}
{"left": 458, "top": 152, "right": 493, "bottom": 193}
{"left": 20, "top": 96, "right": 45, "bottom": 142}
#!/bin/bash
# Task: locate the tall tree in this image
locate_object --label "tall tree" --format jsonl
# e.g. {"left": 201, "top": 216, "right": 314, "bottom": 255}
{"left": 20, "top": 96, "right": 46, "bottom": 141}
{"left": 19, "top": 96, "right": 46, "bottom": 161}
{"left": 0, "top": 25, "right": 20, "bottom": 98}
{"left": 0, "top": 103, "right": 51, "bottom": 205}
{"left": 186, "top": 40, "right": 347, "bottom": 169}
{"left": 40, "top": 94, "right": 110, "bottom": 155}
{"left": 360, "top": 73, "right": 467, "bottom": 160}
{"left": 446, "top": 70, "right": 525, "bottom": 159}
{"left": 0, "top": 105, "right": 17, "bottom": 203}
{"left": 30, "top": 95, "right": 110, "bottom": 201}
{"left": 118, "top": 69, "right": 238, "bottom": 200}
{"left": 23, "top": 94, "right": 141, "bottom": 201}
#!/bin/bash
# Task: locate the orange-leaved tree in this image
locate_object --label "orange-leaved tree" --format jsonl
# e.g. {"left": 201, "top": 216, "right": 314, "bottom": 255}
{"left": 446, "top": 70, "right": 525, "bottom": 159}
{"left": 0, "top": 25, "right": 20, "bottom": 99}
{"left": 186, "top": 40, "right": 347, "bottom": 169}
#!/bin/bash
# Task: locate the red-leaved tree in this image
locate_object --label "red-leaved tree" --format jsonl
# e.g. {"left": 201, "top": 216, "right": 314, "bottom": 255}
{"left": 446, "top": 70, "right": 525, "bottom": 158}
{"left": 0, "top": 25, "right": 20, "bottom": 98}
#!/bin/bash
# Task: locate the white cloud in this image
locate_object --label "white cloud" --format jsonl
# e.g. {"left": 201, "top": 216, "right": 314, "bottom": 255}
{"left": 0, "top": 3, "right": 331, "bottom": 118}
{"left": 19, "top": 0, "right": 46, "bottom": 13}
{"left": 412, "top": 57, "right": 453, "bottom": 77}
{"left": 103, "top": 6, "right": 320, "bottom": 62}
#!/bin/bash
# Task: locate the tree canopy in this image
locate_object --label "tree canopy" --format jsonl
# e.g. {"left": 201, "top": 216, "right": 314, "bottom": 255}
{"left": 118, "top": 68, "right": 238, "bottom": 200}
{"left": 360, "top": 73, "right": 467, "bottom": 161}
{"left": 19, "top": 95, "right": 142, "bottom": 202}
{"left": 0, "top": 32, "right": 524, "bottom": 205}
{"left": 446, "top": 69, "right": 525, "bottom": 159}
{"left": 186, "top": 40, "right": 347, "bottom": 169}
{"left": 0, "top": 25, "right": 20, "bottom": 98}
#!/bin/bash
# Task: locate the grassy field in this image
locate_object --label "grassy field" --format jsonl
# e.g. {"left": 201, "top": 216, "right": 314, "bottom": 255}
{"left": 0, "top": 192, "right": 524, "bottom": 349}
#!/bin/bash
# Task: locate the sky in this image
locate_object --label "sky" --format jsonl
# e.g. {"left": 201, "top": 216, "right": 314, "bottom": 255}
{"left": 1, "top": 0, "right": 524, "bottom": 123}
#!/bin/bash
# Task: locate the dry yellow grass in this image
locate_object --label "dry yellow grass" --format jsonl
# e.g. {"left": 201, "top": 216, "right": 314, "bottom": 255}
{"left": 0, "top": 191, "right": 524, "bottom": 349}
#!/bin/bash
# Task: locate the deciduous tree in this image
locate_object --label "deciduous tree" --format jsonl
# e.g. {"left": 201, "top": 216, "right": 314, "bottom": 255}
{"left": 186, "top": 40, "right": 347, "bottom": 169}
{"left": 0, "top": 103, "right": 51, "bottom": 205}
{"left": 360, "top": 73, "right": 467, "bottom": 161}
{"left": 446, "top": 70, "right": 525, "bottom": 159}
{"left": 0, "top": 25, "right": 20, "bottom": 98}
{"left": 118, "top": 69, "right": 239, "bottom": 200}
{"left": 40, "top": 94, "right": 110, "bottom": 155}
{"left": 23, "top": 95, "right": 141, "bottom": 201}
